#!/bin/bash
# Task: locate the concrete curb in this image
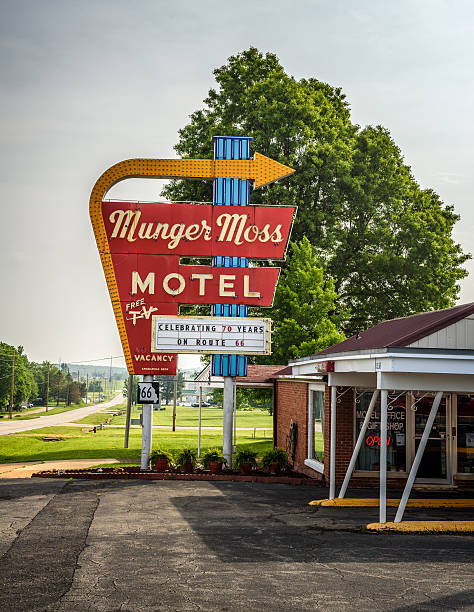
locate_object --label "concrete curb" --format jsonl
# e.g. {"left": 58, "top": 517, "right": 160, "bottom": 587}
{"left": 309, "top": 498, "right": 474, "bottom": 508}
{"left": 32, "top": 470, "right": 323, "bottom": 486}
{"left": 366, "top": 521, "right": 474, "bottom": 533}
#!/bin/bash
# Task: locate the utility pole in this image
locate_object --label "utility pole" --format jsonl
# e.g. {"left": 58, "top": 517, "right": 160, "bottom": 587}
{"left": 9, "top": 352, "right": 15, "bottom": 420}
{"left": 124, "top": 374, "right": 133, "bottom": 449}
{"left": 109, "top": 356, "right": 112, "bottom": 384}
{"left": 172, "top": 376, "right": 177, "bottom": 432}
{"left": 86, "top": 373, "right": 88, "bottom": 404}
{"left": 45, "top": 363, "right": 50, "bottom": 413}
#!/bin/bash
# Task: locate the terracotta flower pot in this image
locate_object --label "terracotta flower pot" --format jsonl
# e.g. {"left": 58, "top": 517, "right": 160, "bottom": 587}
{"left": 241, "top": 462, "right": 252, "bottom": 475}
{"left": 209, "top": 461, "right": 223, "bottom": 475}
{"left": 153, "top": 458, "right": 169, "bottom": 472}
{"left": 182, "top": 461, "right": 194, "bottom": 473}
{"left": 269, "top": 462, "right": 280, "bottom": 475}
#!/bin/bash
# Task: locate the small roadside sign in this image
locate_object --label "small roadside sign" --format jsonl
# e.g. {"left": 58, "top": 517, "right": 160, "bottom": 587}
{"left": 136, "top": 381, "right": 160, "bottom": 404}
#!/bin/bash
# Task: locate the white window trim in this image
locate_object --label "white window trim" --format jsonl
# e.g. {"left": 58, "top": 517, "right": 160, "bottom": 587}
{"left": 306, "top": 382, "right": 325, "bottom": 474}
{"left": 305, "top": 458, "right": 324, "bottom": 474}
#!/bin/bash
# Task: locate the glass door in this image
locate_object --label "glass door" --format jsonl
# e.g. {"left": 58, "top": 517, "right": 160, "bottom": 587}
{"left": 414, "top": 394, "right": 451, "bottom": 483}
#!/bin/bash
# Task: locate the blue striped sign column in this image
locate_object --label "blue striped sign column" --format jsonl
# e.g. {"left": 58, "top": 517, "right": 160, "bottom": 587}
{"left": 211, "top": 135, "right": 251, "bottom": 378}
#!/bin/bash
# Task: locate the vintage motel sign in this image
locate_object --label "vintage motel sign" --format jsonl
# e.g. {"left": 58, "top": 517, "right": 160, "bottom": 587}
{"left": 151, "top": 316, "right": 271, "bottom": 355}
{"left": 102, "top": 201, "right": 294, "bottom": 259}
{"left": 90, "top": 151, "right": 295, "bottom": 376}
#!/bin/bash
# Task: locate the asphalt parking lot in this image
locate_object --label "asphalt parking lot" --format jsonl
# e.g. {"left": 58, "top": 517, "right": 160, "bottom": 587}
{"left": 0, "top": 479, "right": 473, "bottom": 611}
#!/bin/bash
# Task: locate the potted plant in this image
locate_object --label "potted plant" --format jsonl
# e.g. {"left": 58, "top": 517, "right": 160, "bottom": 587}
{"left": 234, "top": 448, "right": 257, "bottom": 474}
{"left": 201, "top": 448, "right": 227, "bottom": 474}
{"left": 175, "top": 448, "right": 197, "bottom": 473}
{"left": 261, "top": 448, "right": 289, "bottom": 474}
{"left": 149, "top": 448, "right": 173, "bottom": 472}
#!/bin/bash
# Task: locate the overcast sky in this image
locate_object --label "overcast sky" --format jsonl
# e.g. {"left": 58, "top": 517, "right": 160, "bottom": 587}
{"left": 1, "top": 0, "right": 473, "bottom": 370}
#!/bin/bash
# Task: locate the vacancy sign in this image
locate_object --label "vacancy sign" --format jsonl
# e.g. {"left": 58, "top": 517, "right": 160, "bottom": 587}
{"left": 89, "top": 153, "right": 295, "bottom": 375}
{"left": 152, "top": 316, "right": 271, "bottom": 355}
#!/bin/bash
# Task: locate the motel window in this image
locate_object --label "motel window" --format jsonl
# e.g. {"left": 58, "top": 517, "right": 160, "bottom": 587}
{"left": 355, "top": 391, "right": 407, "bottom": 473}
{"left": 307, "top": 387, "right": 325, "bottom": 468}
{"left": 457, "top": 394, "right": 474, "bottom": 474}
{"left": 312, "top": 391, "right": 325, "bottom": 462}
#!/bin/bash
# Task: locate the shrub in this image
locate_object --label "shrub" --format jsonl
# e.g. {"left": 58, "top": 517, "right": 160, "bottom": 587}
{"left": 261, "top": 447, "right": 289, "bottom": 470}
{"left": 233, "top": 448, "right": 258, "bottom": 470}
{"left": 201, "top": 448, "right": 227, "bottom": 469}
{"left": 175, "top": 448, "right": 197, "bottom": 467}
{"left": 149, "top": 448, "right": 173, "bottom": 464}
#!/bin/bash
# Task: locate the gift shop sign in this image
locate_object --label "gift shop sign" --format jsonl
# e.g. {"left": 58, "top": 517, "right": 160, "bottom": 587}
{"left": 89, "top": 155, "right": 295, "bottom": 376}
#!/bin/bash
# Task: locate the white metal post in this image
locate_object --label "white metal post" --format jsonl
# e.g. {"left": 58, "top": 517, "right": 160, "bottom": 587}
{"left": 233, "top": 380, "right": 237, "bottom": 453}
{"left": 379, "top": 389, "right": 388, "bottom": 523}
{"left": 339, "top": 389, "right": 380, "bottom": 499}
{"left": 223, "top": 376, "right": 233, "bottom": 467}
{"left": 140, "top": 375, "right": 153, "bottom": 471}
{"left": 198, "top": 386, "right": 202, "bottom": 458}
{"left": 394, "top": 391, "right": 443, "bottom": 523}
{"left": 329, "top": 385, "right": 337, "bottom": 500}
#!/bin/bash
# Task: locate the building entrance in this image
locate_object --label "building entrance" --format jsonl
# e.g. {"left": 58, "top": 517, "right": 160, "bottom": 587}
{"left": 414, "top": 394, "right": 451, "bottom": 484}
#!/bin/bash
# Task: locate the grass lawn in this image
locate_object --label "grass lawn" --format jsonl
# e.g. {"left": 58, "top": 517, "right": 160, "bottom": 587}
{"left": 74, "top": 404, "right": 273, "bottom": 429}
{"left": 0, "top": 425, "right": 273, "bottom": 464}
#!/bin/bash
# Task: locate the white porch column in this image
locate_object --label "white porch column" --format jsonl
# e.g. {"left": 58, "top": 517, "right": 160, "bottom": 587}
{"left": 329, "top": 385, "right": 337, "bottom": 500}
{"left": 379, "top": 389, "right": 388, "bottom": 523}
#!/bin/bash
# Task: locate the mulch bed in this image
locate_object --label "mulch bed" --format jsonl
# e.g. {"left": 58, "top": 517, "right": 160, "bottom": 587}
{"left": 31, "top": 466, "right": 322, "bottom": 486}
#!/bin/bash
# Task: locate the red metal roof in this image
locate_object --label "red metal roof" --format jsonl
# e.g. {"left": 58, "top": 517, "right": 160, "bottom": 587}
{"left": 236, "top": 365, "right": 287, "bottom": 383}
{"left": 315, "top": 302, "right": 474, "bottom": 357}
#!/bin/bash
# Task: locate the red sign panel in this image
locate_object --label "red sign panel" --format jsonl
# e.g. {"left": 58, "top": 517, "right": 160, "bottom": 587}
{"left": 111, "top": 254, "right": 280, "bottom": 306}
{"left": 102, "top": 201, "right": 295, "bottom": 259}
{"left": 121, "top": 299, "right": 178, "bottom": 376}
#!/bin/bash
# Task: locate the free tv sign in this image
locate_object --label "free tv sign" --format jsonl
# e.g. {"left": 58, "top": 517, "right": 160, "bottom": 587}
{"left": 90, "top": 153, "right": 295, "bottom": 375}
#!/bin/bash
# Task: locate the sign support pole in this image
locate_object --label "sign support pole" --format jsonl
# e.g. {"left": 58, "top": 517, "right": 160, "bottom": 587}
{"left": 140, "top": 375, "right": 153, "bottom": 471}
{"left": 223, "top": 376, "right": 234, "bottom": 466}
{"left": 198, "top": 386, "right": 202, "bottom": 457}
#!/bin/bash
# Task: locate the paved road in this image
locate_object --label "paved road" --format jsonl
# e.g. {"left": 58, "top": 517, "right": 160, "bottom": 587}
{"left": 0, "top": 479, "right": 472, "bottom": 611}
{"left": 0, "top": 393, "right": 124, "bottom": 436}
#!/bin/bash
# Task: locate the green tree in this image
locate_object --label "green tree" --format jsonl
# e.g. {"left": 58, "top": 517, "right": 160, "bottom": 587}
{"left": 328, "top": 125, "right": 469, "bottom": 334}
{"left": 29, "top": 361, "right": 57, "bottom": 403}
{"left": 0, "top": 343, "right": 37, "bottom": 408}
{"left": 154, "top": 372, "right": 185, "bottom": 405}
{"left": 163, "top": 47, "right": 469, "bottom": 340}
{"left": 257, "top": 238, "right": 345, "bottom": 364}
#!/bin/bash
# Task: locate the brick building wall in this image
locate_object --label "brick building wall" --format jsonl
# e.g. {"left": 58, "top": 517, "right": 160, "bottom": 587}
{"left": 276, "top": 380, "right": 474, "bottom": 489}
{"left": 275, "top": 380, "right": 323, "bottom": 480}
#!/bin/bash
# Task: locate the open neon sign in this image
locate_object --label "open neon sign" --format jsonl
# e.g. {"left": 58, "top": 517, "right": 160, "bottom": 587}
{"left": 366, "top": 435, "right": 391, "bottom": 447}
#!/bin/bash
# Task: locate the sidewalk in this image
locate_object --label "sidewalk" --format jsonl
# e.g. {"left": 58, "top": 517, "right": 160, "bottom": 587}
{"left": 0, "top": 458, "right": 124, "bottom": 478}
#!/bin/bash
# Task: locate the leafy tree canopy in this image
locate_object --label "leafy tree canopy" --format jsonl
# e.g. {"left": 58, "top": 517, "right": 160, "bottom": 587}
{"left": 255, "top": 237, "right": 345, "bottom": 364}
{"left": 163, "top": 47, "right": 470, "bottom": 356}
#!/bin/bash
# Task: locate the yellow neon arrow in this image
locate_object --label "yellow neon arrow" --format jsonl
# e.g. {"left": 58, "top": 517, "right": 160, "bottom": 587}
{"left": 89, "top": 152, "right": 294, "bottom": 374}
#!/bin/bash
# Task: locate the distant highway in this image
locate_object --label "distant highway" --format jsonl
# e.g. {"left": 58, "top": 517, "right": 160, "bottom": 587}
{"left": 0, "top": 394, "right": 124, "bottom": 436}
